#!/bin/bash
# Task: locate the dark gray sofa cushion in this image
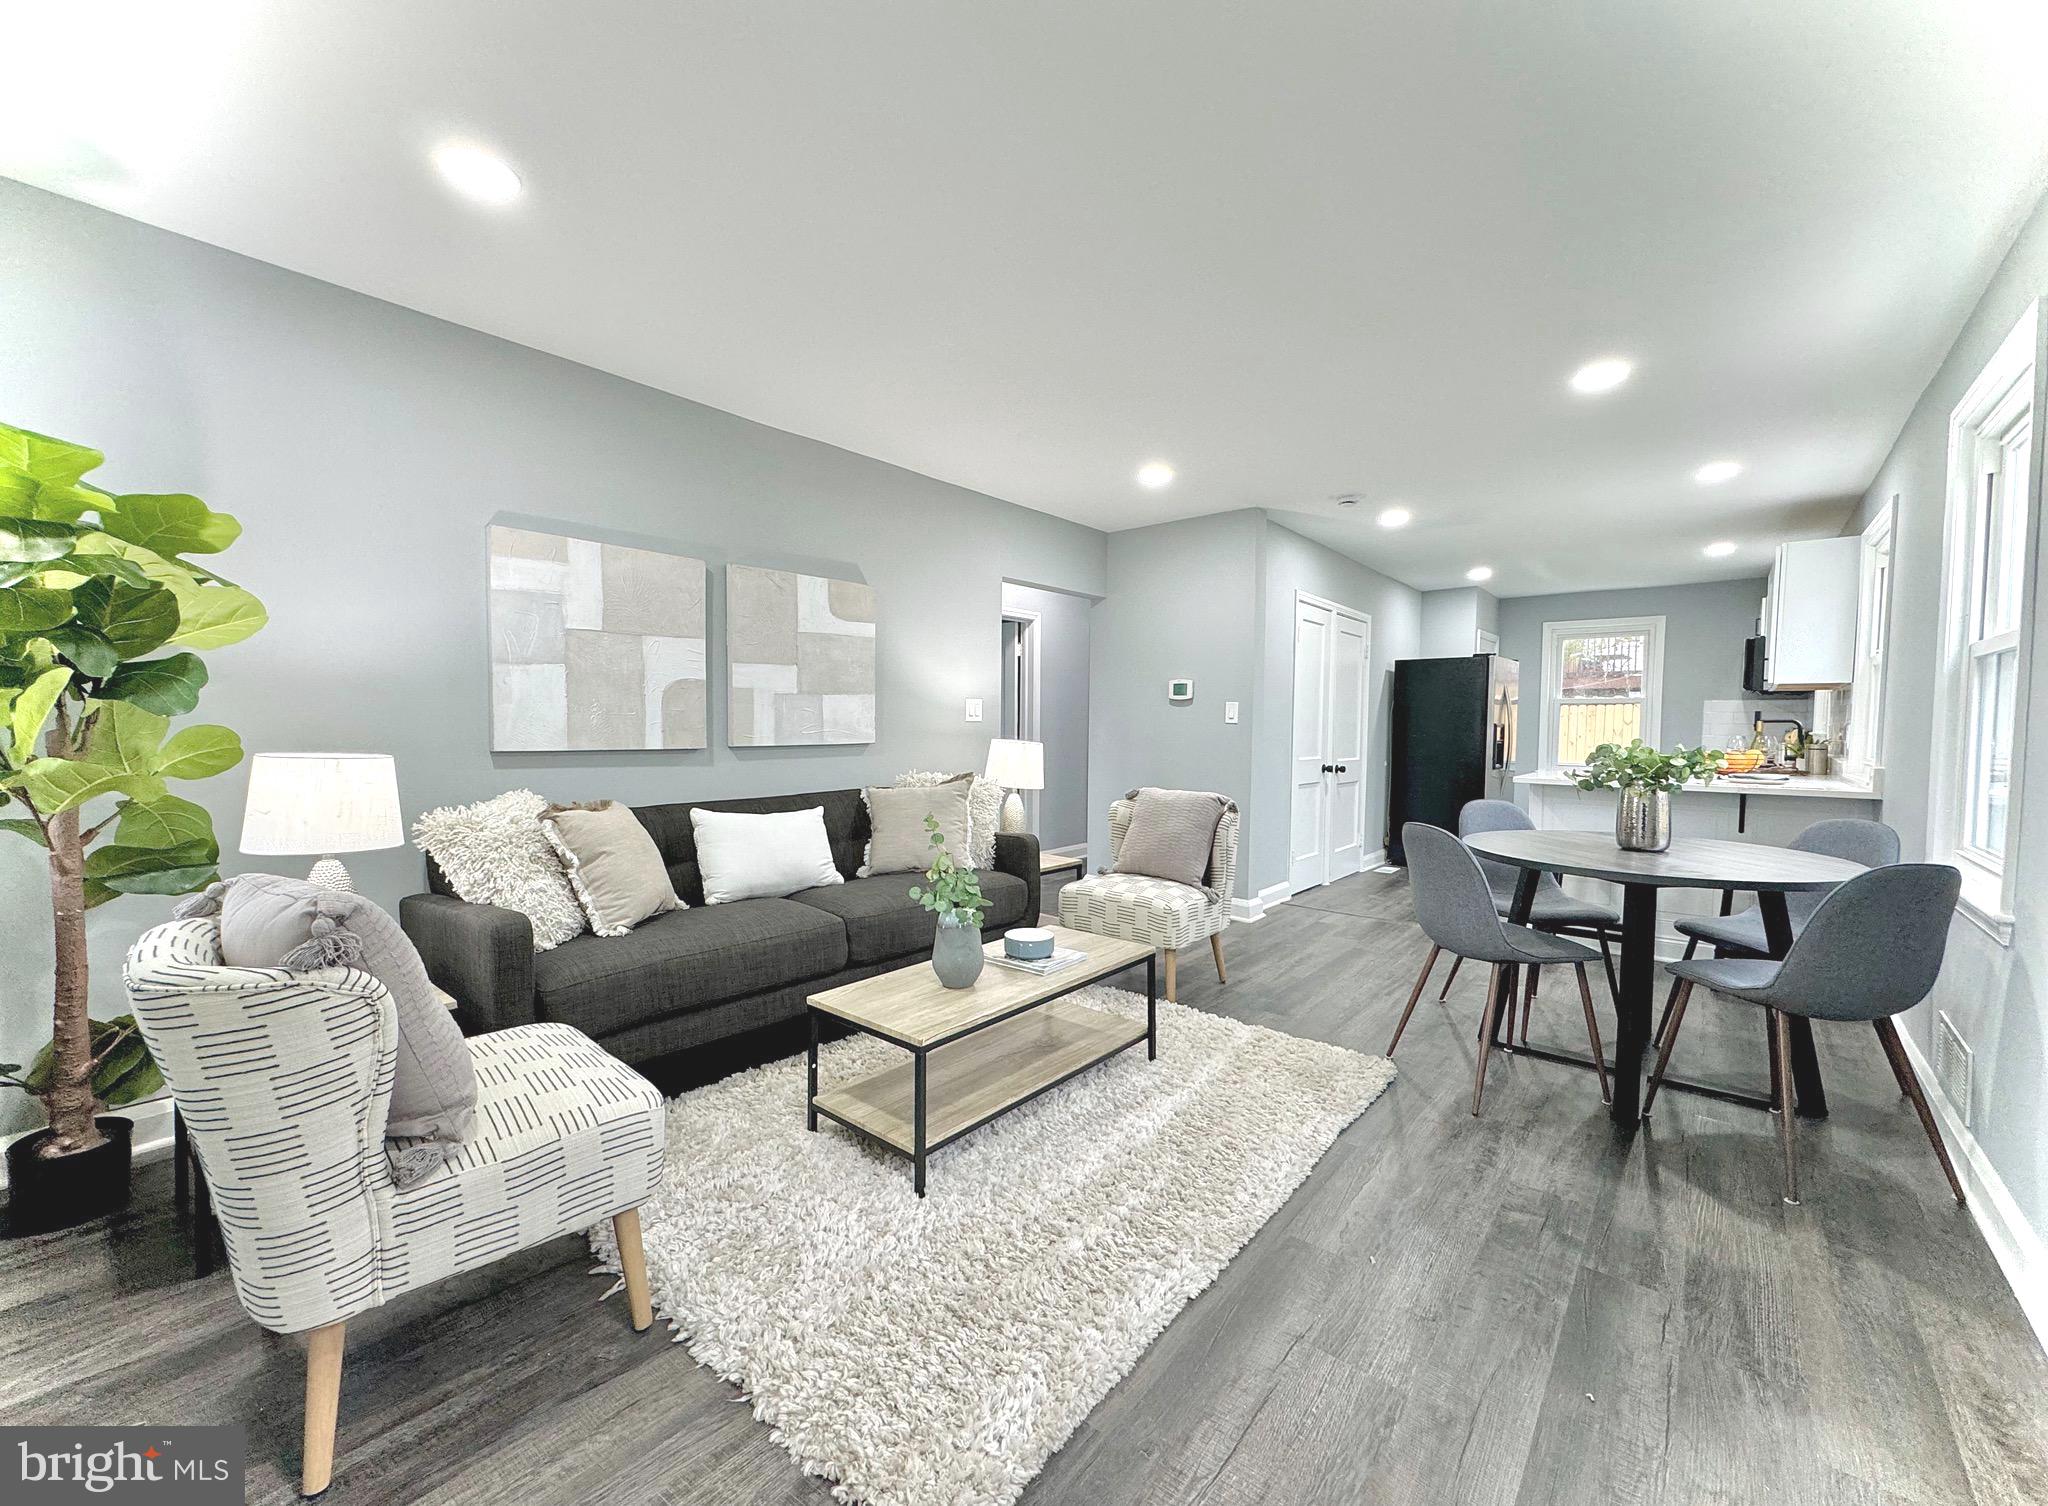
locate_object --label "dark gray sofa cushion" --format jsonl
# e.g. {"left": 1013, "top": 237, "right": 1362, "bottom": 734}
{"left": 789, "top": 871, "right": 1030, "bottom": 964}
{"left": 532, "top": 898, "right": 847, "bottom": 1037}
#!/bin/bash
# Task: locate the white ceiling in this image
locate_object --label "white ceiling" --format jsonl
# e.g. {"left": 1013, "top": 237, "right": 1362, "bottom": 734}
{"left": 5, "top": 1, "right": 2047, "bottom": 595}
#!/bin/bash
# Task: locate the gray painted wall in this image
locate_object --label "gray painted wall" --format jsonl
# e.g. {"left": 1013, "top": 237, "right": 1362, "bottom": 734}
{"left": 1495, "top": 579, "right": 1775, "bottom": 770}
{"left": 1087, "top": 513, "right": 1262, "bottom": 872}
{"left": 1253, "top": 520, "right": 1422, "bottom": 895}
{"left": 0, "top": 179, "right": 1106, "bottom": 1133}
{"left": 1419, "top": 586, "right": 1499, "bottom": 657}
{"left": 1843, "top": 186, "right": 2048, "bottom": 1253}
{"left": 999, "top": 581, "right": 1091, "bottom": 850}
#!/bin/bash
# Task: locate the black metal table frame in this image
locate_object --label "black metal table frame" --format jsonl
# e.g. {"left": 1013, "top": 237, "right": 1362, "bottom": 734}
{"left": 807, "top": 952, "right": 1157, "bottom": 1197}
{"left": 1490, "top": 868, "right": 1828, "bottom": 1127}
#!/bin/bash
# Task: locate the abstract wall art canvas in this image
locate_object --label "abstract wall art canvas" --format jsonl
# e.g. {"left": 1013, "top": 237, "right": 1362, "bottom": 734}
{"left": 488, "top": 524, "right": 708, "bottom": 751}
{"left": 726, "top": 564, "right": 877, "bottom": 745}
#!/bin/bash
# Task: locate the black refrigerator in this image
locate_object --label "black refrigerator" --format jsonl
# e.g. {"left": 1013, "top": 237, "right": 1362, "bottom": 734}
{"left": 1385, "top": 654, "right": 1519, "bottom": 865}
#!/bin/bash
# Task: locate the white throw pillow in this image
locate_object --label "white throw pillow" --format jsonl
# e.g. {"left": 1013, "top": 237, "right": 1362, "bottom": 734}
{"left": 412, "top": 789, "right": 587, "bottom": 951}
{"left": 690, "top": 806, "right": 844, "bottom": 904}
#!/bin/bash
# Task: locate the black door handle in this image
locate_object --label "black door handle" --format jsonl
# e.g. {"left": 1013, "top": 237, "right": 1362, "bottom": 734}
{"left": 1336, "top": 764, "right": 1348, "bottom": 773}
{"left": 1321, "top": 763, "right": 1334, "bottom": 773}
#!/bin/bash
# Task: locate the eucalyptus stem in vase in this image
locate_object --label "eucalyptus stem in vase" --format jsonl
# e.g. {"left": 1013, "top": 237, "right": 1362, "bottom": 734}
{"left": 1572, "top": 739, "right": 1725, "bottom": 853}
{"left": 909, "top": 813, "right": 986, "bottom": 988}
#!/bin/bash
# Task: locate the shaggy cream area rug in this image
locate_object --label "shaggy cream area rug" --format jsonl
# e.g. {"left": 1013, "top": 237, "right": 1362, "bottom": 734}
{"left": 590, "top": 985, "right": 1394, "bottom": 1506}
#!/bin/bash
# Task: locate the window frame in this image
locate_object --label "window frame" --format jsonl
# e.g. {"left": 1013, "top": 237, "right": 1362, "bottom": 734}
{"left": 1930, "top": 300, "right": 2039, "bottom": 945}
{"left": 1842, "top": 498, "right": 1895, "bottom": 782}
{"left": 1538, "top": 614, "right": 1666, "bottom": 771}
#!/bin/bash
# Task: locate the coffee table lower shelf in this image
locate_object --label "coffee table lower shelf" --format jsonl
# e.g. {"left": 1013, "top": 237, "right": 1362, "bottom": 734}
{"left": 810, "top": 998, "right": 1148, "bottom": 1187}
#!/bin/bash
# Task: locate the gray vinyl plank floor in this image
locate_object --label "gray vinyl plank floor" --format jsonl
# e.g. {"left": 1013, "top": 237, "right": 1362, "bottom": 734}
{"left": 5, "top": 870, "right": 2045, "bottom": 1505}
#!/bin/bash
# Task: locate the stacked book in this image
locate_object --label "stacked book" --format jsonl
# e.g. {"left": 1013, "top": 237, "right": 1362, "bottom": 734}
{"left": 982, "top": 941, "right": 1090, "bottom": 977}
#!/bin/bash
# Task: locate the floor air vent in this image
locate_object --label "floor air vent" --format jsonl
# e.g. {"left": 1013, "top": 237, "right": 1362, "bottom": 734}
{"left": 1932, "top": 1012, "right": 1973, "bottom": 1127}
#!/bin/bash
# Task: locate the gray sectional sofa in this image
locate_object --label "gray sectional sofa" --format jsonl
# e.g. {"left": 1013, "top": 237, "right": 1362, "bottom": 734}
{"left": 400, "top": 788, "right": 1040, "bottom": 1066}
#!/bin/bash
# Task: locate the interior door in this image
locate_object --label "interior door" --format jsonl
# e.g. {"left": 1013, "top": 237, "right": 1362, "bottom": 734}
{"left": 1289, "top": 598, "right": 1333, "bottom": 892}
{"left": 1325, "top": 609, "right": 1370, "bottom": 877}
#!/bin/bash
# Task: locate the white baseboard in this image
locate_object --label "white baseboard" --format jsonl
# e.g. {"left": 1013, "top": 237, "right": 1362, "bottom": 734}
{"left": 0, "top": 1095, "right": 177, "bottom": 1192}
{"left": 1231, "top": 881, "right": 1293, "bottom": 923}
{"left": 1898, "top": 1030, "right": 2047, "bottom": 1355}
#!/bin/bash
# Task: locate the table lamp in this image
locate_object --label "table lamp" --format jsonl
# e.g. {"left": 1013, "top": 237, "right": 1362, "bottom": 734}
{"left": 240, "top": 752, "right": 404, "bottom": 892}
{"left": 983, "top": 738, "right": 1044, "bottom": 835}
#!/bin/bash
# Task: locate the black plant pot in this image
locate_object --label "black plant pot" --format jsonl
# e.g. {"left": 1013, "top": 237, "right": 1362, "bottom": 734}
{"left": 5, "top": 1116, "right": 134, "bottom": 1234}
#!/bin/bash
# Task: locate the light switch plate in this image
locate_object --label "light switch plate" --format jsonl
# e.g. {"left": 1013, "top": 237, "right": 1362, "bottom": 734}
{"left": 1224, "top": 701, "right": 1240, "bottom": 724}
{"left": 965, "top": 698, "right": 983, "bottom": 723}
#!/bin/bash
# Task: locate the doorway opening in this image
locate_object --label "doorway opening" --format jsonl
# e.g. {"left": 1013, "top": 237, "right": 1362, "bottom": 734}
{"left": 998, "top": 582, "right": 1091, "bottom": 862}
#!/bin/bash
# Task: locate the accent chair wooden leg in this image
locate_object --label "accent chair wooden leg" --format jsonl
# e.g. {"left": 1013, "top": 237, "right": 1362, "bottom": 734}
{"left": 1164, "top": 948, "right": 1178, "bottom": 1003}
{"left": 1438, "top": 954, "right": 1463, "bottom": 1000}
{"left": 1387, "top": 944, "right": 1439, "bottom": 1056}
{"left": 1771, "top": 1009, "right": 1800, "bottom": 1206}
{"left": 1519, "top": 964, "right": 1539, "bottom": 1045}
{"left": 301, "top": 1321, "right": 346, "bottom": 1499}
{"left": 1574, "top": 964, "right": 1612, "bottom": 1104}
{"left": 1873, "top": 1019, "right": 1914, "bottom": 1098}
{"left": 1472, "top": 964, "right": 1504, "bottom": 1117}
{"left": 1210, "top": 932, "right": 1227, "bottom": 984}
{"left": 1641, "top": 979, "right": 1692, "bottom": 1119}
{"left": 1875, "top": 1018, "right": 1967, "bottom": 1207}
{"left": 614, "top": 1208, "right": 654, "bottom": 1332}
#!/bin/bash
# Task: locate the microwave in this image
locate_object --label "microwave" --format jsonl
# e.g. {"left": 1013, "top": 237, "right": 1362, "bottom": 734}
{"left": 1743, "top": 636, "right": 1803, "bottom": 697}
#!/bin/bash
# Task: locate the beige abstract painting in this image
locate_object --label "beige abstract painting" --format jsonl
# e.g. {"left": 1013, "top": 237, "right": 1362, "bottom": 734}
{"left": 727, "top": 564, "right": 877, "bottom": 744}
{"left": 489, "top": 524, "right": 708, "bottom": 750}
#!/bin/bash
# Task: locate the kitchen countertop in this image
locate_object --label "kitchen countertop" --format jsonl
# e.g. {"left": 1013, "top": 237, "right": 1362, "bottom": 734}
{"left": 1515, "top": 769, "right": 1882, "bottom": 801}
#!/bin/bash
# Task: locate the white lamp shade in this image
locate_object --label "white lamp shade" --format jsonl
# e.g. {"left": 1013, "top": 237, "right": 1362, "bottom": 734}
{"left": 983, "top": 738, "right": 1044, "bottom": 790}
{"left": 240, "top": 753, "right": 404, "bottom": 856}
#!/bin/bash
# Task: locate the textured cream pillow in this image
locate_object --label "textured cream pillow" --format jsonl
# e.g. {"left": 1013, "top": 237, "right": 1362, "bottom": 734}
{"left": 865, "top": 779, "right": 973, "bottom": 875}
{"left": 411, "top": 788, "right": 587, "bottom": 950}
{"left": 540, "top": 801, "right": 682, "bottom": 936}
{"left": 895, "top": 769, "right": 1002, "bottom": 868}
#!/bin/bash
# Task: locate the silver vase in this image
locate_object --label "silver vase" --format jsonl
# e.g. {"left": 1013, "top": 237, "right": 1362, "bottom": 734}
{"left": 931, "top": 914, "right": 985, "bottom": 989}
{"left": 1615, "top": 788, "right": 1671, "bottom": 852}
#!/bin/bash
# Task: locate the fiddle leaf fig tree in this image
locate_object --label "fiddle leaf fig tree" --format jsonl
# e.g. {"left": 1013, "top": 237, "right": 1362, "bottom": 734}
{"left": 0, "top": 421, "right": 266, "bottom": 1159}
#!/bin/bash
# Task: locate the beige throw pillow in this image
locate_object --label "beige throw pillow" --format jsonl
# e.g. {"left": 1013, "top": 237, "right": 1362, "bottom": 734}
{"left": 540, "top": 801, "right": 682, "bottom": 936}
{"left": 865, "top": 778, "right": 973, "bottom": 875}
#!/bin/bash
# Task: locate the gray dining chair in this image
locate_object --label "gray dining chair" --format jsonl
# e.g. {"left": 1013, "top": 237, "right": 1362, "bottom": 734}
{"left": 1644, "top": 862, "right": 1965, "bottom": 1207}
{"left": 1653, "top": 817, "right": 1899, "bottom": 1081}
{"left": 1391, "top": 822, "right": 1611, "bottom": 1114}
{"left": 1458, "top": 799, "right": 1620, "bottom": 1040}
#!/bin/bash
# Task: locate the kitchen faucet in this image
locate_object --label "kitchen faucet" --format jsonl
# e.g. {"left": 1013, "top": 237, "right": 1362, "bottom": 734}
{"left": 1752, "top": 711, "right": 1806, "bottom": 757}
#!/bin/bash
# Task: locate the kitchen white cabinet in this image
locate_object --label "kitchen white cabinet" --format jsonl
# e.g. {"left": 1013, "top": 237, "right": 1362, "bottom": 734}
{"left": 1761, "top": 536, "right": 1860, "bottom": 688}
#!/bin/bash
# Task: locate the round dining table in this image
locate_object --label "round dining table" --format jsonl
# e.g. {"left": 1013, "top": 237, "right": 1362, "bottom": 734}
{"left": 1463, "top": 829, "right": 1868, "bottom": 1126}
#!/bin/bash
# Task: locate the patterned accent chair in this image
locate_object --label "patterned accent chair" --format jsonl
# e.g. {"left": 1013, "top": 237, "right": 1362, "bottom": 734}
{"left": 124, "top": 916, "right": 666, "bottom": 1498}
{"left": 1057, "top": 794, "right": 1238, "bottom": 1001}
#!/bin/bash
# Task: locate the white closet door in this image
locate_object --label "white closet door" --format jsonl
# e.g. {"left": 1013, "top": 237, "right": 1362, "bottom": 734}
{"left": 1290, "top": 598, "right": 1334, "bottom": 892}
{"left": 1325, "top": 609, "right": 1370, "bottom": 877}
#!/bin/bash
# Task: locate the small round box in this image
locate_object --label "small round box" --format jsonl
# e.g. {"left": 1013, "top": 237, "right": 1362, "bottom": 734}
{"left": 1003, "top": 927, "right": 1055, "bottom": 961}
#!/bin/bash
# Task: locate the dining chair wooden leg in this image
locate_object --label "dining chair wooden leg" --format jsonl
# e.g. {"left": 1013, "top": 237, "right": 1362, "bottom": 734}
{"left": 1387, "top": 945, "right": 1439, "bottom": 1056}
{"left": 1438, "top": 954, "right": 1463, "bottom": 1000}
{"left": 1598, "top": 929, "right": 1620, "bottom": 1002}
{"left": 1765, "top": 1011, "right": 1784, "bottom": 1114}
{"left": 1574, "top": 964, "right": 1612, "bottom": 1103}
{"left": 301, "top": 1321, "right": 346, "bottom": 1498}
{"left": 1771, "top": 1009, "right": 1800, "bottom": 1206}
{"left": 1873, "top": 1019, "right": 1914, "bottom": 1098}
{"left": 1875, "top": 1018, "right": 1967, "bottom": 1207}
{"left": 1519, "top": 964, "right": 1539, "bottom": 1045}
{"left": 613, "top": 1208, "right": 654, "bottom": 1332}
{"left": 1641, "top": 980, "right": 1693, "bottom": 1119}
{"left": 1164, "top": 948, "right": 1178, "bottom": 1003}
{"left": 1210, "top": 932, "right": 1227, "bottom": 984}
{"left": 1472, "top": 965, "right": 1505, "bottom": 1117}
{"left": 1650, "top": 937, "right": 1698, "bottom": 1052}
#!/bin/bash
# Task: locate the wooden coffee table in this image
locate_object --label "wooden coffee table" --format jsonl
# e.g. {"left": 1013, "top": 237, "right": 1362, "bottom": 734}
{"left": 806, "top": 926, "right": 1156, "bottom": 1196}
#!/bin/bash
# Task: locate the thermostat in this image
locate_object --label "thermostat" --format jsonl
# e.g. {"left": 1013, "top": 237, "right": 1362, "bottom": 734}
{"left": 1167, "top": 678, "right": 1194, "bottom": 703}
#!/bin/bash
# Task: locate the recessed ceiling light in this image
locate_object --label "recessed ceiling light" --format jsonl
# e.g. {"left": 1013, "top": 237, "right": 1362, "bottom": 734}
{"left": 1703, "top": 540, "right": 1739, "bottom": 558}
{"left": 1466, "top": 565, "right": 1494, "bottom": 582}
{"left": 1135, "top": 461, "right": 1175, "bottom": 489}
{"left": 1568, "top": 357, "right": 1634, "bottom": 395}
{"left": 431, "top": 141, "right": 523, "bottom": 206}
{"left": 1376, "top": 506, "right": 1412, "bottom": 529}
{"left": 1694, "top": 460, "right": 1743, "bottom": 485}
